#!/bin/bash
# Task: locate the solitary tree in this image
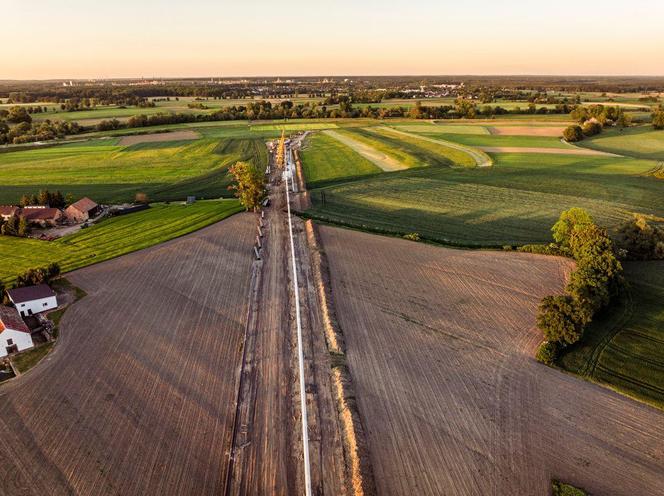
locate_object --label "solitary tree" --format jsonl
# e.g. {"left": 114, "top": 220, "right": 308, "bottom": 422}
{"left": 228, "top": 161, "right": 266, "bottom": 211}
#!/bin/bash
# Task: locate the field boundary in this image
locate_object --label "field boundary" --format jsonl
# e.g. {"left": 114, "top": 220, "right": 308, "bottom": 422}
{"left": 380, "top": 126, "right": 493, "bottom": 167}
{"left": 305, "top": 220, "right": 377, "bottom": 496}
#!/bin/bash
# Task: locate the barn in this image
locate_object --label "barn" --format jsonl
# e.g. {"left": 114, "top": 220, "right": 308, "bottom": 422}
{"left": 0, "top": 306, "right": 34, "bottom": 357}
{"left": 65, "top": 197, "right": 100, "bottom": 223}
{"left": 7, "top": 285, "right": 58, "bottom": 317}
{"left": 21, "top": 206, "right": 63, "bottom": 226}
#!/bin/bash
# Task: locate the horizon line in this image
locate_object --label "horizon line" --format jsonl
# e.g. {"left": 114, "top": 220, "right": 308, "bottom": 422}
{"left": 3, "top": 73, "right": 664, "bottom": 83}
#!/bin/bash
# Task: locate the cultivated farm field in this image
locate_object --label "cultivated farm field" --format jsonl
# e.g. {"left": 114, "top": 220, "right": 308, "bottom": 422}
{"left": 0, "top": 200, "right": 242, "bottom": 284}
{"left": 305, "top": 153, "right": 662, "bottom": 246}
{"left": 297, "top": 118, "right": 663, "bottom": 246}
{"left": 0, "top": 136, "right": 268, "bottom": 204}
{"left": 0, "top": 214, "right": 256, "bottom": 495}
{"left": 320, "top": 226, "right": 664, "bottom": 496}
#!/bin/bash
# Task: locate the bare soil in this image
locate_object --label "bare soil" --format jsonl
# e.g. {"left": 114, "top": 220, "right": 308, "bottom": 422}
{"left": 319, "top": 226, "right": 664, "bottom": 496}
{"left": 225, "top": 153, "right": 350, "bottom": 495}
{"left": 119, "top": 130, "right": 199, "bottom": 146}
{"left": 489, "top": 126, "right": 564, "bottom": 136}
{"left": 0, "top": 214, "right": 255, "bottom": 496}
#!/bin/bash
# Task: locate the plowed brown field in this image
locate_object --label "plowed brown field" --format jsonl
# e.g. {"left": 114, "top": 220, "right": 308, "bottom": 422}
{"left": 320, "top": 226, "right": 664, "bottom": 496}
{"left": 0, "top": 214, "right": 255, "bottom": 496}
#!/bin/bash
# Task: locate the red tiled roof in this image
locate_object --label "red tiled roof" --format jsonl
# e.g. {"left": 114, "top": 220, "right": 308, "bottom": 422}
{"left": 21, "top": 208, "right": 61, "bottom": 221}
{"left": 68, "top": 197, "right": 98, "bottom": 214}
{"left": 0, "top": 306, "right": 30, "bottom": 334}
{"left": 7, "top": 284, "right": 56, "bottom": 304}
{"left": 0, "top": 206, "right": 20, "bottom": 217}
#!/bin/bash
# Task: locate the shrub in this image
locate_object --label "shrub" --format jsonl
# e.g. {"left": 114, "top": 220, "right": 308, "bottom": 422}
{"left": 537, "top": 295, "right": 585, "bottom": 345}
{"left": 536, "top": 341, "right": 560, "bottom": 365}
{"left": 653, "top": 109, "right": 664, "bottom": 130}
{"left": 616, "top": 215, "right": 664, "bottom": 260}
{"left": 15, "top": 263, "right": 61, "bottom": 288}
{"left": 581, "top": 119, "right": 602, "bottom": 137}
{"left": 552, "top": 479, "right": 588, "bottom": 496}
{"left": 403, "top": 232, "right": 421, "bottom": 241}
{"left": 562, "top": 125, "right": 583, "bottom": 142}
{"left": 517, "top": 243, "right": 561, "bottom": 256}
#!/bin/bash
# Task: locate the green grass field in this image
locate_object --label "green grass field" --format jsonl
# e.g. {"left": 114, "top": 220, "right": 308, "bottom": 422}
{"left": 305, "top": 153, "right": 663, "bottom": 246}
{"left": 0, "top": 200, "right": 242, "bottom": 285}
{"left": 580, "top": 126, "right": 664, "bottom": 160}
{"left": 299, "top": 132, "right": 382, "bottom": 187}
{"left": 559, "top": 261, "right": 664, "bottom": 410}
{"left": 337, "top": 127, "right": 456, "bottom": 168}
{"left": 0, "top": 136, "right": 267, "bottom": 204}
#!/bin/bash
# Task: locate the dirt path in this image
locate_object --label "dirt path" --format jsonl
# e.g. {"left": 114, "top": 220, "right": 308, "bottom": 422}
{"left": 0, "top": 215, "right": 255, "bottom": 496}
{"left": 379, "top": 127, "right": 493, "bottom": 167}
{"left": 320, "top": 226, "right": 664, "bottom": 496}
{"left": 323, "top": 129, "right": 407, "bottom": 172}
{"left": 225, "top": 147, "right": 349, "bottom": 495}
{"left": 479, "top": 145, "right": 619, "bottom": 156}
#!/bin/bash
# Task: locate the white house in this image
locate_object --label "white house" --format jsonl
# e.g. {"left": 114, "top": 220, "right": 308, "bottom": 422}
{"left": 0, "top": 306, "right": 34, "bottom": 357}
{"left": 7, "top": 284, "right": 58, "bottom": 317}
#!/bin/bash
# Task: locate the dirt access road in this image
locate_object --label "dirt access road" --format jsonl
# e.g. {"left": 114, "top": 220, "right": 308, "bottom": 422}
{"left": 0, "top": 214, "right": 255, "bottom": 496}
{"left": 225, "top": 143, "right": 350, "bottom": 495}
{"left": 320, "top": 226, "right": 664, "bottom": 496}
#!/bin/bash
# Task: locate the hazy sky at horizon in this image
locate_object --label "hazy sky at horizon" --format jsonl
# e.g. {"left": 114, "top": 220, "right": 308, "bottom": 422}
{"left": 3, "top": 0, "right": 664, "bottom": 79}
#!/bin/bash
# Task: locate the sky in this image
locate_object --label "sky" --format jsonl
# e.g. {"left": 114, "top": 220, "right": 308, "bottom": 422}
{"left": 3, "top": 0, "right": 664, "bottom": 79}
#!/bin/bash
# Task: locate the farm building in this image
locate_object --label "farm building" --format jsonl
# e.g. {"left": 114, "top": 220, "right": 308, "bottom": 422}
{"left": 0, "top": 306, "right": 34, "bottom": 357}
{"left": 65, "top": 197, "right": 100, "bottom": 223}
{"left": 21, "top": 206, "right": 63, "bottom": 226}
{"left": 7, "top": 285, "right": 58, "bottom": 317}
{"left": 0, "top": 206, "right": 20, "bottom": 221}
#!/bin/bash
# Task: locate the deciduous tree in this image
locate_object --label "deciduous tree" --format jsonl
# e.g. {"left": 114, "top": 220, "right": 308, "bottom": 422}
{"left": 228, "top": 161, "right": 266, "bottom": 211}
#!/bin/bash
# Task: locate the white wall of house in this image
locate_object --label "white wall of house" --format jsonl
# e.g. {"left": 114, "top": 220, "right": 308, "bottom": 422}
{"left": 14, "top": 296, "right": 58, "bottom": 317}
{"left": 0, "top": 329, "right": 34, "bottom": 358}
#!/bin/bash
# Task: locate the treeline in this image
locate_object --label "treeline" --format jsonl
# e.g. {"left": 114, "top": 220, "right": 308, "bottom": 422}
{"left": 0, "top": 108, "right": 81, "bottom": 144}
{"left": 94, "top": 98, "right": 575, "bottom": 132}
{"left": 5, "top": 89, "right": 161, "bottom": 107}
{"left": 530, "top": 209, "right": 624, "bottom": 365}
{"left": 562, "top": 105, "right": 631, "bottom": 142}
{"left": 19, "top": 189, "right": 68, "bottom": 209}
